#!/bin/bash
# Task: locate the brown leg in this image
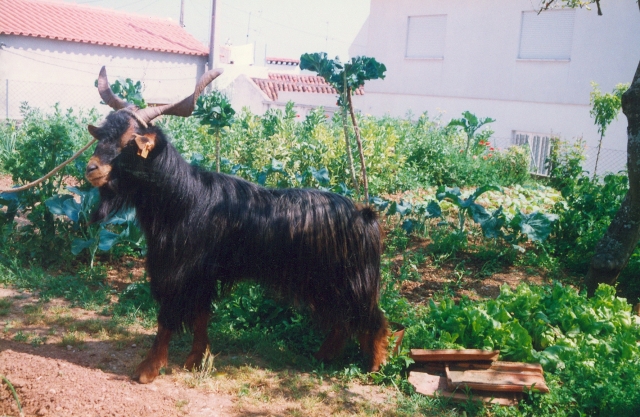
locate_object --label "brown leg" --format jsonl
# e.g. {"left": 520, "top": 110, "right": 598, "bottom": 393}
{"left": 184, "top": 311, "right": 210, "bottom": 370}
{"left": 314, "top": 326, "right": 348, "bottom": 362}
{"left": 358, "top": 317, "right": 390, "bottom": 372}
{"left": 133, "top": 323, "right": 172, "bottom": 384}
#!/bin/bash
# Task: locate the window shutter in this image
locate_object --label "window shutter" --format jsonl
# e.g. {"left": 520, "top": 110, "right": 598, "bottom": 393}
{"left": 518, "top": 10, "right": 575, "bottom": 60}
{"left": 406, "top": 15, "right": 447, "bottom": 59}
{"left": 512, "top": 131, "right": 552, "bottom": 176}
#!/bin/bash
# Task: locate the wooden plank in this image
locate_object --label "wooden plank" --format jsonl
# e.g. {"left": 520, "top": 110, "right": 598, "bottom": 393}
{"left": 446, "top": 368, "right": 549, "bottom": 393}
{"left": 410, "top": 349, "right": 500, "bottom": 362}
{"left": 408, "top": 371, "right": 520, "bottom": 406}
{"left": 447, "top": 361, "right": 543, "bottom": 374}
{"left": 488, "top": 361, "right": 544, "bottom": 375}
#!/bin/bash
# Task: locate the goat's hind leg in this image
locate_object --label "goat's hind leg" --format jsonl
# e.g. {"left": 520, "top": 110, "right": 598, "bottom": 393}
{"left": 184, "top": 310, "right": 211, "bottom": 370}
{"left": 358, "top": 312, "right": 390, "bottom": 372}
{"left": 133, "top": 323, "right": 172, "bottom": 384}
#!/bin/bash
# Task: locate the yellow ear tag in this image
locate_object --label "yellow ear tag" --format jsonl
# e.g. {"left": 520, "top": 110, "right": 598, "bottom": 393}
{"left": 133, "top": 134, "right": 153, "bottom": 159}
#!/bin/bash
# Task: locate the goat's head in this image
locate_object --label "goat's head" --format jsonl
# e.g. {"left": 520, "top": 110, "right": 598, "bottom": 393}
{"left": 85, "top": 66, "right": 223, "bottom": 188}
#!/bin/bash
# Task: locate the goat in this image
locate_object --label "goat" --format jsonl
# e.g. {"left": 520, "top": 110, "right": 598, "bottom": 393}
{"left": 85, "top": 67, "right": 389, "bottom": 383}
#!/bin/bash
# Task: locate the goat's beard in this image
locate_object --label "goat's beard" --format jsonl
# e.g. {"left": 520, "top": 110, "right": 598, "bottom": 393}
{"left": 91, "top": 183, "right": 127, "bottom": 223}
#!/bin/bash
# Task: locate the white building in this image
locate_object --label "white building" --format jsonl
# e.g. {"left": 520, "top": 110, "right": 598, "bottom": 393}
{"left": 353, "top": 0, "right": 640, "bottom": 174}
{"left": 0, "top": 0, "right": 209, "bottom": 118}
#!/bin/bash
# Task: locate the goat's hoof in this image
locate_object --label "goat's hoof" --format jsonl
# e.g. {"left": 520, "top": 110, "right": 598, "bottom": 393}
{"left": 133, "top": 359, "right": 161, "bottom": 384}
{"left": 184, "top": 351, "right": 205, "bottom": 371}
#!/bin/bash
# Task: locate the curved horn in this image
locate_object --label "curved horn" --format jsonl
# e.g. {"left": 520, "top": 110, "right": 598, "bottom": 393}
{"left": 97, "top": 66, "right": 130, "bottom": 111}
{"left": 135, "top": 68, "right": 224, "bottom": 124}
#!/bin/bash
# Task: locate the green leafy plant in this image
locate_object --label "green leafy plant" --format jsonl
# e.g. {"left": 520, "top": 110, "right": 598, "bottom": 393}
{"left": 437, "top": 185, "right": 502, "bottom": 233}
{"left": 372, "top": 196, "right": 442, "bottom": 235}
{"left": 193, "top": 91, "right": 236, "bottom": 172}
{"left": 405, "top": 282, "right": 640, "bottom": 416}
{"left": 447, "top": 111, "right": 495, "bottom": 157}
{"left": 3, "top": 104, "right": 97, "bottom": 265}
{"left": 589, "top": 82, "right": 629, "bottom": 178}
{"left": 546, "top": 137, "right": 587, "bottom": 193}
{"left": 550, "top": 173, "right": 629, "bottom": 274}
{"left": 46, "top": 187, "right": 143, "bottom": 270}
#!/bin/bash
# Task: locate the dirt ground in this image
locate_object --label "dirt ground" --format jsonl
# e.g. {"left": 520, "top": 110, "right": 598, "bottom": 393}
{"left": 0, "top": 284, "right": 399, "bottom": 417}
{"left": 0, "top": 265, "right": 547, "bottom": 417}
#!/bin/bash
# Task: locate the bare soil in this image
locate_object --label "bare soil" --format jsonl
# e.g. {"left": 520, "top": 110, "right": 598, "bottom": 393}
{"left": 0, "top": 284, "right": 398, "bottom": 417}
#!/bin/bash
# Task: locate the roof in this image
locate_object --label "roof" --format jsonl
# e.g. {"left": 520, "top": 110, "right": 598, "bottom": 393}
{"left": 252, "top": 73, "right": 365, "bottom": 101}
{"left": 0, "top": 0, "right": 208, "bottom": 56}
{"left": 266, "top": 57, "right": 300, "bottom": 66}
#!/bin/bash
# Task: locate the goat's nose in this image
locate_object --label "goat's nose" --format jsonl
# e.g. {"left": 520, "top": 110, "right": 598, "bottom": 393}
{"left": 86, "top": 162, "right": 98, "bottom": 174}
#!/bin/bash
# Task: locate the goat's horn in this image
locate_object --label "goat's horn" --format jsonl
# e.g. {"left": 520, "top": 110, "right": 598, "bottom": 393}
{"left": 135, "top": 68, "right": 224, "bottom": 124}
{"left": 97, "top": 66, "right": 130, "bottom": 111}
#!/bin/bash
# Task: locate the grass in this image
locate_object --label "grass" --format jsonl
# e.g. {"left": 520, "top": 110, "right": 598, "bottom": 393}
{"left": 0, "top": 298, "right": 12, "bottom": 316}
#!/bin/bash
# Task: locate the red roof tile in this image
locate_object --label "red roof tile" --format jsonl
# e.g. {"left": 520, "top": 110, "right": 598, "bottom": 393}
{"left": 0, "top": 0, "right": 208, "bottom": 56}
{"left": 252, "top": 73, "right": 365, "bottom": 101}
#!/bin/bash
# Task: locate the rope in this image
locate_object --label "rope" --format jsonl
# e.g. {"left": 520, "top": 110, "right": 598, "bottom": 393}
{"left": 0, "top": 138, "right": 97, "bottom": 193}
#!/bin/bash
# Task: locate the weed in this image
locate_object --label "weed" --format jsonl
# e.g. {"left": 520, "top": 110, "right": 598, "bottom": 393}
{"left": 0, "top": 298, "right": 11, "bottom": 316}
{"left": 61, "top": 330, "right": 87, "bottom": 348}
{"left": 22, "top": 302, "right": 44, "bottom": 325}
{"left": 13, "top": 330, "right": 28, "bottom": 342}
{"left": 30, "top": 334, "right": 46, "bottom": 346}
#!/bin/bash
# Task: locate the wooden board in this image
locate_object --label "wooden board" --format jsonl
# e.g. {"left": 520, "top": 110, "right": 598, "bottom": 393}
{"left": 408, "top": 371, "right": 521, "bottom": 406}
{"left": 446, "top": 366, "right": 549, "bottom": 393}
{"left": 446, "top": 361, "right": 544, "bottom": 374}
{"left": 410, "top": 349, "right": 500, "bottom": 362}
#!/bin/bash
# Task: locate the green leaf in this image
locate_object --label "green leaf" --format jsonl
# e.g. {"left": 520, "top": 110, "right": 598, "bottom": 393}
{"left": 46, "top": 194, "right": 81, "bottom": 222}
{"left": 310, "top": 167, "right": 330, "bottom": 185}
{"left": 436, "top": 186, "right": 463, "bottom": 206}
{"left": 71, "top": 237, "right": 96, "bottom": 255}
{"left": 515, "top": 210, "right": 559, "bottom": 242}
{"left": 480, "top": 207, "right": 506, "bottom": 239}
{"left": 469, "top": 203, "right": 491, "bottom": 224}
{"left": 98, "top": 229, "right": 121, "bottom": 251}
{"left": 425, "top": 201, "right": 442, "bottom": 219}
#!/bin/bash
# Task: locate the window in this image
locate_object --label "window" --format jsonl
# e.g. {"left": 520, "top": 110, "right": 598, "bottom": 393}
{"left": 518, "top": 10, "right": 575, "bottom": 60}
{"left": 512, "top": 131, "right": 552, "bottom": 176}
{"left": 406, "top": 15, "right": 447, "bottom": 59}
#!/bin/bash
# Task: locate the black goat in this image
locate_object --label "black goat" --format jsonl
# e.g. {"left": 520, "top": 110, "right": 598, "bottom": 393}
{"left": 85, "top": 67, "right": 389, "bottom": 383}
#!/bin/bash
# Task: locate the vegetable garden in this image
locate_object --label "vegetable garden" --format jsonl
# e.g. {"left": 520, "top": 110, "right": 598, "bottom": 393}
{"left": 0, "top": 94, "right": 639, "bottom": 416}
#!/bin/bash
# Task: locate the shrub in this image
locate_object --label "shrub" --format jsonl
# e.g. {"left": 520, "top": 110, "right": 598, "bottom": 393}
{"left": 1, "top": 104, "right": 100, "bottom": 266}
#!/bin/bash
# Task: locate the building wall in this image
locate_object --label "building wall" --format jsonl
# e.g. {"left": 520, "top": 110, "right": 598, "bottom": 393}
{"left": 0, "top": 35, "right": 208, "bottom": 118}
{"left": 225, "top": 74, "right": 271, "bottom": 115}
{"left": 360, "top": 0, "right": 640, "bottom": 163}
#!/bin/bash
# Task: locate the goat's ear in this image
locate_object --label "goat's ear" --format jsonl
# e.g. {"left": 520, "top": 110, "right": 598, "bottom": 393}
{"left": 133, "top": 133, "right": 156, "bottom": 158}
{"left": 88, "top": 125, "right": 99, "bottom": 138}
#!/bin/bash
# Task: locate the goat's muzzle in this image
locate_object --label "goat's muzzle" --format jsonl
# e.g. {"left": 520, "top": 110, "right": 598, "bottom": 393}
{"left": 85, "top": 157, "right": 111, "bottom": 187}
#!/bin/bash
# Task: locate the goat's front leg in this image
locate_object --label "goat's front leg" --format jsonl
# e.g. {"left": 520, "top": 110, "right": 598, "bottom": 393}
{"left": 133, "top": 323, "right": 172, "bottom": 384}
{"left": 184, "top": 311, "right": 210, "bottom": 370}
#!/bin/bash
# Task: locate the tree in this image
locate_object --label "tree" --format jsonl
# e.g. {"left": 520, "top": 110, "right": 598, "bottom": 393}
{"left": 539, "top": 1, "right": 639, "bottom": 294}
{"left": 300, "top": 53, "right": 386, "bottom": 202}
{"left": 193, "top": 91, "right": 235, "bottom": 172}
{"left": 589, "top": 82, "right": 628, "bottom": 178}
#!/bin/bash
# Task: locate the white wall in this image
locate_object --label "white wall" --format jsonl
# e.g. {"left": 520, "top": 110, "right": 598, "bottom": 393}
{"left": 225, "top": 74, "right": 270, "bottom": 115}
{"left": 360, "top": 0, "right": 640, "bottom": 157}
{"left": 0, "top": 35, "right": 208, "bottom": 118}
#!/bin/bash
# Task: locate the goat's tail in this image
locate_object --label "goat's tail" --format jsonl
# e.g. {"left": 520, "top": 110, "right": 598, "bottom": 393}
{"left": 358, "top": 205, "right": 378, "bottom": 224}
